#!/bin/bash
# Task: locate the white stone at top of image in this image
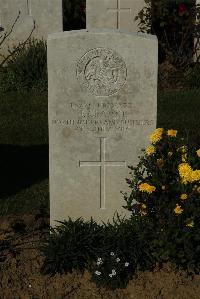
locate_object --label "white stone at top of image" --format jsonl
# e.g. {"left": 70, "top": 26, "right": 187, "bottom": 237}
{"left": 0, "top": 0, "right": 62, "bottom": 59}
{"left": 86, "top": 0, "right": 146, "bottom": 32}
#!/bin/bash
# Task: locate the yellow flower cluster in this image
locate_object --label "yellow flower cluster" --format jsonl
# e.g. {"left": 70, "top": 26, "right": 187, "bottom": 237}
{"left": 180, "top": 194, "right": 188, "bottom": 201}
{"left": 138, "top": 183, "right": 156, "bottom": 194}
{"left": 145, "top": 145, "right": 156, "bottom": 156}
{"left": 149, "top": 128, "right": 164, "bottom": 144}
{"left": 174, "top": 204, "right": 183, "bottom": 215}
{"left": 167, "top": 129, "right": 177, "bottom": 137}
{"left": 178, "top": 163, "right": 200, "bottom": 184}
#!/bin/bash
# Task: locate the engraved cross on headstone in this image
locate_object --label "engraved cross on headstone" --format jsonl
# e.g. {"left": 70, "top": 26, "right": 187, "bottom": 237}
{"left": 107, "top": 0, "right": 132, "bottom": 29}
{"left": 79, "top": 137, "right": 126, "bottom": 209}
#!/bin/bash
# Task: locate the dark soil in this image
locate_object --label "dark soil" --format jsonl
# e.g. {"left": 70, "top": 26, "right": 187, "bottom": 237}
{"left": 1, "top": 213, "right": 200, "bottom": 299}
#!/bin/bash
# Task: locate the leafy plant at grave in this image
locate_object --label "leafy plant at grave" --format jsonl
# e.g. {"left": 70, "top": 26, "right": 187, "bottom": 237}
{"left": 40, "top": 217, "right": 107, "bottom": 275}
{"left": 136, "top": 0, "right": 200, "bottom": 68}
{"left": 40, "top": 213, "right": 156, "bottom": 289}
{"left": 122, "top": 128, "right": 200, "bottom": 273}
{"left": 0, "top": 38, "right": 47, "bottom": 92}
{"left": 63, "top": 0, "right": 86, "bottom": 31}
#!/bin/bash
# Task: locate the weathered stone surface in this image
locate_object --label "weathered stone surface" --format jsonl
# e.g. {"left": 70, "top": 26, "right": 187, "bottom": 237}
{"left": 86, "top": 0, "right": 145, "bottom": 32}
{"left": 0, "top": 0, "right": 62, "bottom": 58}
{"left": 48, "top": 29, "right": 158, "bottom": 227}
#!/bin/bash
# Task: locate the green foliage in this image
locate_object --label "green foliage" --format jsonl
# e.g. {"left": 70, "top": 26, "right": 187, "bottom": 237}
{"left": 40, "top": 217, "right": 107, "bottom": 275}
{"left": 136, "top": 0, "right": 200, "bottom": 67}
{"left": 185, "top": 64, "right": 200, "bottom": 89}
{"left": 0, "top": 38, "right": 47, "bottom": 92}
{"left": 123, "top": 128, "right": 200, "bottom": 273}
{"left": 40, "top": 214, "right": 156, "bottom": 289}
{"left": 63, "top": 0, "right": 86, "bottom": 31}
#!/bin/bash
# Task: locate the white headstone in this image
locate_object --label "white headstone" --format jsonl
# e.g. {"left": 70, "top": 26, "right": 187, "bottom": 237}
{"left": 0, "top": 0, "right": 62, "bottom": 59}
{"left": 48, "top": 29, "right": 158, "bottom": 227}
{"left": 86, "top": 0, "right": 145, "bottom": 32}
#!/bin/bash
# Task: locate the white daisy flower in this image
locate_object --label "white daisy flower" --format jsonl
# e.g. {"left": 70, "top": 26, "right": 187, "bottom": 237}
{"left": 125, "top": 262, "right": 129, "bottom": 267}
{"left": 95, "top": 270, "right": 101, "bottom": 275}
{"left": 110, "top": 252, "right": 115, "bottom": 256}
{"left": 109, "top": 274, "right": 113, "bottom": 277}
{"left": 116, "top": 258, "right": 120, "bottom": 262}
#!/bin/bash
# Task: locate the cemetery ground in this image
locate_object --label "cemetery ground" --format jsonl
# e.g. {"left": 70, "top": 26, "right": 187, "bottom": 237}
{"left": 0, "top": 85, "right": 199, "bottom": 298}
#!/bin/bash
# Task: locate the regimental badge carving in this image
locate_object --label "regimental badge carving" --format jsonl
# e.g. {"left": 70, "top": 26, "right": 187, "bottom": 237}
{"left": 76, "top": 48, "right": 127, "bottom": 96}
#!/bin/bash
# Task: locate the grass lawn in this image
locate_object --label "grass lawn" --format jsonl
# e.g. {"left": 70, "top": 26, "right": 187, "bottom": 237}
{"left": 0, "top": 88, "right": 199, "bottom": 215}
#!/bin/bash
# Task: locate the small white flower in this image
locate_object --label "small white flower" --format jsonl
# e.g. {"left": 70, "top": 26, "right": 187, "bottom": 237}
{"left": 95, "top": 270, "right": 101, "bottom": 275}
{"left": 28, "top": 284, "right": 32, "bottom": 288}
{"left": 125, "top": 262, "right": 129, "bottom": 267}
{"left": 110, "top": 252, "right": 115, "bottom": 256}
{"left": 116, "top": 258, "right": 120, "bottom": 262}
{"left": 97, "top": 257, "right": 103, "bottom": 265}
{"left": 111, "top": 269, "right": 116, "bottom": 276}
{"left": 109, "top": 274, "right": 113, "bottom": 277}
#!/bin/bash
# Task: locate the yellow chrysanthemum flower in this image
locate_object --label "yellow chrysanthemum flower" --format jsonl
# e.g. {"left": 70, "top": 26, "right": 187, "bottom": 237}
{"left": 178, "top": 163, "right": 192, "bottom": 176}
{"left": 178, "top": 163, "right": 193, "bottom": 184}
{"left": 174, "top": 204, "right": 183, "bottom": 215}
{"left": 186, "top": 220, "right": 194, "bottom": 227}
{"left": 180, "top": 194, "right": 188, "bottom": 200}
{"left": 157, "top": 158, "right": 165, "bottom": 167}
{"left": 197, "top": 149, "right": 200, "bottom": 157}
{"left": 145, "top": 146, "right": 156, "bottom": 156}
{"left": 149, "top": 128, "right": 164, "bottom": 144}
{"left": 167, "top": 129, "right": 177, "bottom": 137}
{"left": 191, "top": 170, "right": 200, "bottom": 182}
{"left": 138, "top": 183, "right": 156, "bottom": 194}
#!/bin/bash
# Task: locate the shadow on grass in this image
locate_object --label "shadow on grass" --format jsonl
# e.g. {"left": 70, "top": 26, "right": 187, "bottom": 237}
{"left": 0, "top": 144, "right": 48, "bottom": 198}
